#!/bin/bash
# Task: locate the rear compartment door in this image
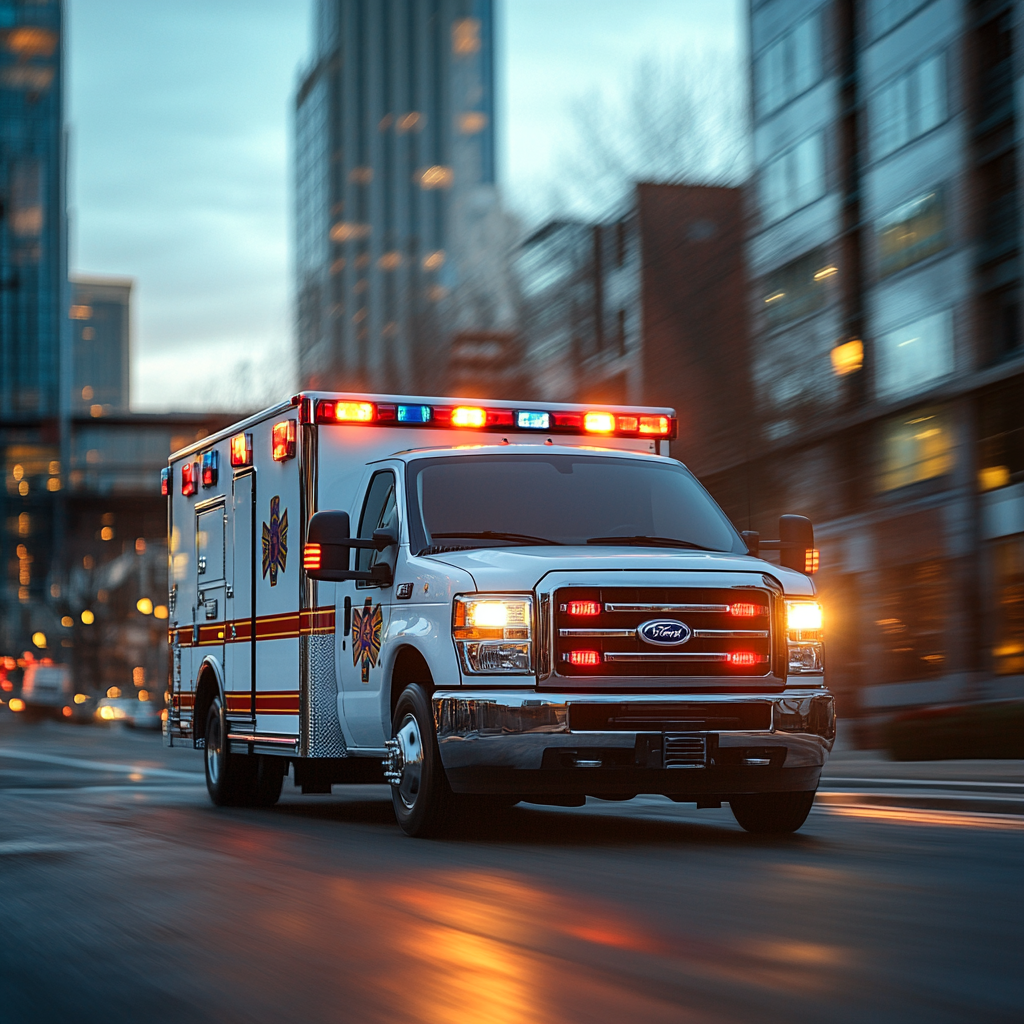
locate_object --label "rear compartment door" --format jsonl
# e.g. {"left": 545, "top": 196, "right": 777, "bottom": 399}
{"left": 226, "top": 470, "right": 256, "bottom": 725}
{"left": 195, "top": 500, "right": 227, "bottom": 691}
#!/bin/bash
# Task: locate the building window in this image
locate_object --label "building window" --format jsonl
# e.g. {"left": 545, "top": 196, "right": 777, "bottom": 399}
{"left": 978, "top": 381, "right": 1024, "bottom": 491}
{"left": 755, "top": 11, "right": 821, "bottom": 119}
{"left": 991, "top": 537, "right": 1024, "bottom": 676}
{"left": 875, "top": 309, "right": 953, "bottom": 400}
{"left": 875, "top": 559, "right": 949, "bottom": 683}
{"left": 871, "top": 0, "right": 930, "bottom": 39}
{"left": 761, "top": 248, "right": 833, "bottom": 328}
{"left": 760, "top": 133, "right": 826, "bottom": 224}
{"left": 878, "top": 407, "right": 955, "bottom": 491}
{"left": 872, "top": 51, "right": 947, "bottom": 159}
{"left": 876, "top": 187, "right": 947, "bottom": 277}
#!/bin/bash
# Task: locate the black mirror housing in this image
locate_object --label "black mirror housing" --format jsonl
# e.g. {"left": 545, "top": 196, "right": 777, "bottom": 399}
{"left": 304, "top": 510, "right": 396, "bottom": 584}
{"left": 779, "top": 515, "right": 814, "bottom": 573}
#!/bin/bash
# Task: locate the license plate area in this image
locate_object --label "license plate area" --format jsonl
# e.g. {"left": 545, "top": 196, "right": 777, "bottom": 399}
{"left": 663, "top": 732, "right": 706, "bottom": 768}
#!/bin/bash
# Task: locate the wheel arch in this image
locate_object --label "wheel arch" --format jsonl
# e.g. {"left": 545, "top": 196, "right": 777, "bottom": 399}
{"left": 387, "top": 644, "right": 435, "bottom": 728}
{"left": 193, "top": 656, "right": 225, "bottom": 746}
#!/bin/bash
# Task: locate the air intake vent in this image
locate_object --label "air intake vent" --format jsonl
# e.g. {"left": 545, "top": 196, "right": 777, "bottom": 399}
{"left": 663, "top": 733, "right": 706, "bottom": 768}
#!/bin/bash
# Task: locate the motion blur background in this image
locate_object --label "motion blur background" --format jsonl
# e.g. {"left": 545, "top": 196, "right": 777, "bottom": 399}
{"left": 0, "top": 0, "right": 1021, "bottom": 753}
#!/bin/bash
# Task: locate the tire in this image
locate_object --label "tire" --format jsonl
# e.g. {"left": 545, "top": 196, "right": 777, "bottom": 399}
{"left": 729, "top": 790, "right": 816, "bottom": 834}
{"left": 389, "top": 684, "right": 456, "bottom": 837}
{"left": 204, "top": 696, "right": 255, "bottom": 807}
{"left": 249, "top": 756, "right": 285, "bottom": 807}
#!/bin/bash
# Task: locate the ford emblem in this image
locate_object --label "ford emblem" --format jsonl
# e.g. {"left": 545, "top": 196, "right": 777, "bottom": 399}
{"left": 637, "top": 619, "right": 692, "bottom": 646}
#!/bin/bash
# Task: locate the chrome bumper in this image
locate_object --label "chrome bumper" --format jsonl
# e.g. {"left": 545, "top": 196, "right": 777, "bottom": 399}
{"left": 432, "top": 689, "right": 835, "bottom": 794}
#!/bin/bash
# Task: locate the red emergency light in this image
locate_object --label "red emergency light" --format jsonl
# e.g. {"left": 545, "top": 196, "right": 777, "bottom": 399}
{"left": 728, "top": 603, "right": 764, "bottom": 618}
{"left": 568, "top": 649, "right": 601, "bottom": 667}
{"left": 160, "top": 468, "right": 170, "bottom": 496}
{"left": 230, "top": 433, "right": 252, "bottom": 467}
{"left": 567, "top": 601, "right": 601, "bottom": 616}
{"left": 272, "top": 420, "right": 296, "bottom": 461}
{"left": 181, "top": 461, "right": 198, "bottom": 497}
{"left": 727, "top": 651, "right": 767, "bottom": 667}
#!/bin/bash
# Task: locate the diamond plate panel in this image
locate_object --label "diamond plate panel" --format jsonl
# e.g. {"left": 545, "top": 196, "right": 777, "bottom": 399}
{"left": 304, "top": 632, "right": 347, "bottom": 757}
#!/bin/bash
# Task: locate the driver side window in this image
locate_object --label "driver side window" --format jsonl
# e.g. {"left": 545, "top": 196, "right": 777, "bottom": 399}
{"left": 356, "top": 470, "right": 398, "bottom": 576}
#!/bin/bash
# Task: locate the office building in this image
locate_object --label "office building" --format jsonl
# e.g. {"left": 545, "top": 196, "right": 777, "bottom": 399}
{"left": 0, "top": 0, "right": 68, "bottom": 655}
{"left": 70, "top": 276, "right": 131, "bottom": 416}
{"left": 516, "top": 184, "right": 751, "bottom": 479}
{"left": 294, "top": 0, "right": 504, "bottom": 395}
{"left": 727, "top": 0, "right": 1023, "bottom": 733}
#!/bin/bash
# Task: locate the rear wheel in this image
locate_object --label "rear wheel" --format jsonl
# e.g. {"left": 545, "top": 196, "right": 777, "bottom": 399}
{"left": 388, "top": 684, "right": 456, "bottom": 837}
{"left": 204, "top": 696, "right": 283, "bottom": 807}
{"left": 729, "top": 790, "right": 815, "bottom": 834}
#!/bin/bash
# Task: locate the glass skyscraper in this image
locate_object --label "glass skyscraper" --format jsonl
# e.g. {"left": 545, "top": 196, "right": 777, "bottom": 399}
{"left": 294, "top": 0, "right": 497, "bottom": 394}
{"left": 0, "top": 0, "right": 68, "bottom": 650}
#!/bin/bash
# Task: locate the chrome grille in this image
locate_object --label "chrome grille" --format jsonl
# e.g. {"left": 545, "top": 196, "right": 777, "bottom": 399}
{"left": 663, "top": 733, "right": 706, "bottom": 768}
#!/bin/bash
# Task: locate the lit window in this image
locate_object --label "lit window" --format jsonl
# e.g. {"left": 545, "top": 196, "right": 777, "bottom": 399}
{"left": 418, "top": 165, "right": 454, "bottom": 189}
{"left": 452, "top": 18, "right": 481, "bottom": 55}
{"left": 991, "top": 537, "right": 1024, "bottom": 676}
{"left": 830, "top": 339, "right": 863, "bottom": 376}
{"left": 458, "top": 112, "right": 488, "bottom": 134}
{"left": 761, "top": 248, "right": 830, "bottom": 327}
{"left": 69, "top": 305, "right": 92, "bottom": 320}
{"left": 877, "top": 188, "right": 947, "bottom": 277}
{"left": 878, "top": 408, "right": 954, "bottom": 491}
{"left": 876, "top": 309, "right": 953, "bottom": 400}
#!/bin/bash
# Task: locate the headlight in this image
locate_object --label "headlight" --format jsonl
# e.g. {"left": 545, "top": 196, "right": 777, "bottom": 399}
{"left": 453, "top": 595, "right": 533, "bottom": 674}
{"left": 785, "top": 600, "right": 824, "bottom": 674}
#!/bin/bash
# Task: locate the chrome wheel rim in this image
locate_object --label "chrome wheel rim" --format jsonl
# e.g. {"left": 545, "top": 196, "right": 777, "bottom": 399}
{"left": 206, "top": 709, "right": 221, "bottom": 786}
{"left": 394, "top": 712, "right": 424, "bottom": 809}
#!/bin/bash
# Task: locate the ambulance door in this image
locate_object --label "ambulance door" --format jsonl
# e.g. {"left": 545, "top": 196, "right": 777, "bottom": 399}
{"left": 195, "top": 500, "right": 227, "bottom": 687}
{"left": 337, "top": 469, "right": 397, "bottom": 747}
{"left": 226, "top": 470, "right": 256, "bottom": 724}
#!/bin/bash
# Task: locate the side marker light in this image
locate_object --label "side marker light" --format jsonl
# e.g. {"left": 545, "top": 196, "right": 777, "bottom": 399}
{"left": 272, "top": 419, "right": 297, "bottom": 461}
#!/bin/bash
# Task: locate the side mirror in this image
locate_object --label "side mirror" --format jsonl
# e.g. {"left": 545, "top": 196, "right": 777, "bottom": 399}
{"left": 757, "top": 515, "right": 819, "bottom": 574}
{"left": 303, "top": 511, "right": 394, "bottom": 583}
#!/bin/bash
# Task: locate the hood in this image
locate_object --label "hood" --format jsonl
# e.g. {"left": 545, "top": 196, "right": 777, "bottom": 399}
{"left": 423, "top": 546, "right": 815, "bottom": 596}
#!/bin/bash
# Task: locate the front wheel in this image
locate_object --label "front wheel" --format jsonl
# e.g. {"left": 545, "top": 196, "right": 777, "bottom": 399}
{"left": 387, "top": 684, "right": 456, "bottom": 837}
{"left": 729, "top": 790, "right": 815, "bottom": 834}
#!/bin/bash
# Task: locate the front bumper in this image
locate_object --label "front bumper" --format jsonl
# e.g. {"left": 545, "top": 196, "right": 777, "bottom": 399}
{"left": 433, "top": 688, "right": 835, "bottom": 797}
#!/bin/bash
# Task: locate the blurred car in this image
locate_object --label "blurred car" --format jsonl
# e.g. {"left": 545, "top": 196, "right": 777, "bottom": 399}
{"left": 95, "top": 697, "right": 161, "bottom": 730}
{"left": 20, "top": 664, "right": 73, "bottom": 718}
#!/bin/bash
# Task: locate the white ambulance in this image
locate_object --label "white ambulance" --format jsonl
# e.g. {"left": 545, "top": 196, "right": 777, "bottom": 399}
{"left": 164, "top": 392, "right": 834, "bottom": 836}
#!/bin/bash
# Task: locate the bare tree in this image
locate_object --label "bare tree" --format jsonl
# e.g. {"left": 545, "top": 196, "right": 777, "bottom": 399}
{"left": 551, "top": 49, "right": 750, "bottom": 219}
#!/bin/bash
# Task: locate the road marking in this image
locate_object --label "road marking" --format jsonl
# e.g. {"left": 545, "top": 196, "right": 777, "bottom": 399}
{"left": 823, "top": 776, "right": 1024, "bottom": 790}
{"left": 818, "top": 803, "right": 1024, "bottom": 830}
{"left": 0, "top": 747, "right": 204, "bottom": 781}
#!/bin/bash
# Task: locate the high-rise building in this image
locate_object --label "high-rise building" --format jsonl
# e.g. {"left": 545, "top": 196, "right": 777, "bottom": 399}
{"left": 0, "top": 0, "right": 68, "bottom": 654}
{"left": 0, "top": 0, "right": 67, "bottom": 419}
{"left": 294, "top": 0, "right": 501, "bottom": 395}
{"left": 70, "top": 276, "right": 131, "bottom": 416}
{"left": 724, "top": 0, "right": 1023, "bottom": 735}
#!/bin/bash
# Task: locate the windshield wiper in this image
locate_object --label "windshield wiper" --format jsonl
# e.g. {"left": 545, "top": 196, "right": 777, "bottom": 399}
{"left": 585, "top": 535, "right": 716, "bottom": 551}
{"left": 429, "top": 531, "right": 563, "bottom": 546}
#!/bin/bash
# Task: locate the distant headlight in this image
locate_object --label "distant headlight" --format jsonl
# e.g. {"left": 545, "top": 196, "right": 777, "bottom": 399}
{"left": 453, "top": 595, "right": 533, "bottom": 674}
{"left": 786, "top": 601, "right": 822, "bottom": 631}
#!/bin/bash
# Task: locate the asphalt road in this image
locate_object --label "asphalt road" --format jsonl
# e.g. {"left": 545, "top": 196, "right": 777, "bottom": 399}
{"left": 0, "top": 717, "right": 1021, "bottom": 1024}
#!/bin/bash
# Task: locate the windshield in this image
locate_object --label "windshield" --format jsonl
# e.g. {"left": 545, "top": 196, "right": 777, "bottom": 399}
{"left": 407, "top": 454, "right": 745, "bottom": 554}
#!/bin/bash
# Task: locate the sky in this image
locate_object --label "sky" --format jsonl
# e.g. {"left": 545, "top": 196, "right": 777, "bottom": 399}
{"left": 66, "top": 0, "right": 741, "bottom": 412}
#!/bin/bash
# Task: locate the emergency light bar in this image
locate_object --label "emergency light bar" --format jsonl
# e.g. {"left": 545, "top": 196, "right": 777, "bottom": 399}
{"left": 310, "top": 399, "right": 676, "bottom": 439}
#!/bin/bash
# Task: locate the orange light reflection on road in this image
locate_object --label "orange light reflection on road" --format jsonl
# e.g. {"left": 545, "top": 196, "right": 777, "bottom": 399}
{"left": 821, "top": 804, "right": 1024, "bottom": 830}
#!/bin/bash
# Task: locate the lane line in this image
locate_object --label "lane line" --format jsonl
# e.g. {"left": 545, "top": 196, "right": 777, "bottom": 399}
{"left": 0, "top": 747, "right": 204, "bottom": 781}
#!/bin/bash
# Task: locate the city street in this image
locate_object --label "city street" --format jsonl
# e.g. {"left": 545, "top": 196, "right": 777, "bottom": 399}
{"left": 1, "top": 716, "right": 1020, "bottom": 1024}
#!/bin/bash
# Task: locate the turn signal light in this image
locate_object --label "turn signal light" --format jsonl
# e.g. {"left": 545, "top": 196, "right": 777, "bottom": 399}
{"left": 567, "top": 601, "right": 601, "bottom": 616}
{"left": 181, "top": 461, "right": 198, "bottom": 496}
{"left": 569, "top": 649, "right": 601, "bottom": 667}
{"left": 303, "top": 543, "right": 321, "bottom": 571}
{"left": 272, "top": 419, "right": 296, "bottom": 461}
{"left": 584, "top": 411, "right": 615, "bottom": 433}
{"left": 729, "top": 603, "right": 763, "bottom": 617}
{"left": 230, "top": 433, "right": 252, "bottom": 467}
{"left": 727, "top": 652, "right": 765, "bottom": 667}
{"left": 451, "top": 406, "right": 487, "bottom": 428}
{"left": 805, "top": 548, "right": 820, "bottom": 574}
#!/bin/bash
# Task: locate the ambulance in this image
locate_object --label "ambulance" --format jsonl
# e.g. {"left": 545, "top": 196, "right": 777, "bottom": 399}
{"left": 164, "top": 392, "right": 834, "bottom": 837}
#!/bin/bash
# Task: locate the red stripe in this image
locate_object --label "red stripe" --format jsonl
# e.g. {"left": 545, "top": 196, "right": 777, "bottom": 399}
{"left": 171, "top": 607, "right": 336, "bottom": 647}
